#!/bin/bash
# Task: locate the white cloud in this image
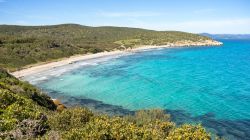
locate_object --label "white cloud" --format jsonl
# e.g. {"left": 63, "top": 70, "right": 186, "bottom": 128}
{"left": 97, "top": 11, "right": 163, "bottom": 18}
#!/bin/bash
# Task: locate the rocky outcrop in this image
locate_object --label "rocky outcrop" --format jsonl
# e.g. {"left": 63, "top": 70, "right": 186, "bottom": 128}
{"left": 171, "top": 39, "right": 223, "bottom": 47}
{"left": 52, "top": 99, "right": 66, "bottom": 112}
{"left": 155, "top": 39, "right": 223, "bottom": 48}
{"left": 129, "top": 39, "right": 223, "bottom": 51}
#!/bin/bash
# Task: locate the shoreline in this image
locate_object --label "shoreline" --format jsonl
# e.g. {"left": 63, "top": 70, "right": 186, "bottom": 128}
{"left": 11, "top": 40, "right": 222, "bottom": 78}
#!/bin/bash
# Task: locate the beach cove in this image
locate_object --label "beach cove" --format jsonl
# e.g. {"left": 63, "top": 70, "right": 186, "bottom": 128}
{"left": 12, "top": 39, "right": 222, "bottom": 78}
{"left": 18, "top": 39, "right": 250, "bottom": 139}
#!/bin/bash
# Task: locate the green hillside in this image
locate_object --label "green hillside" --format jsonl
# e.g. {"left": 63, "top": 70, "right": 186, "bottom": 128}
{"left": 0, "top": 24, "right": 212, "bottom": 71}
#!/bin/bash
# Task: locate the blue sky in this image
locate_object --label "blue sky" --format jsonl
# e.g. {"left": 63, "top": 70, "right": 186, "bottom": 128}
{"left": 0, "top": 0, "right": 249, "bottom": 33}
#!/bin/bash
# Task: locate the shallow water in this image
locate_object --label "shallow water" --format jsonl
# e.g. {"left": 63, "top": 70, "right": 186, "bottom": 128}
{"left": 23, "top": 39, "right": 250, "bottom": 140}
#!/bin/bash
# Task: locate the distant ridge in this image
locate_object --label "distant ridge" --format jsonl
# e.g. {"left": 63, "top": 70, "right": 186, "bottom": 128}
{"left": 201, "top": 33, "right": 250, "bottom": 40}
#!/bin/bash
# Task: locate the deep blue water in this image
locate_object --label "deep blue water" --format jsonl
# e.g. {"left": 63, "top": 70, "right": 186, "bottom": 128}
{"left": 23, "top": 39, "right": 250, "bottom": 140}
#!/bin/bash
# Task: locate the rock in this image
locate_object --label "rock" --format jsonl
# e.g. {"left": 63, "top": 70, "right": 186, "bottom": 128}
{"left": 52, "top": 99, "right": 67, "bottom": 111}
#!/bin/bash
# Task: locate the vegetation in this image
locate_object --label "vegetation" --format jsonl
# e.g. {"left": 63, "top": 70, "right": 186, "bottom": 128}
{"left": 0, "top": 24, "right": 212, "bottom": 71}
{"left": 0, "top": 68, "right": 213, "bottom": 139}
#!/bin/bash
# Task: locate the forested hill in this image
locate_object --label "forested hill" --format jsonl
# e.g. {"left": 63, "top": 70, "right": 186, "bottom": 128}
{"left": 0, "top": 24, "right": 213, "bottom": 71}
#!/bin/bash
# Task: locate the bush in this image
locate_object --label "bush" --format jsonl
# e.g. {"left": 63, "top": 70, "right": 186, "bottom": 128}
{"left": 0, "top": 68, "right": 11, "bottom": 79}
{"left": 0, "top": 95, "right": 45, "bottom": 131}
{"left": 88, "top": 47, "right": 102, "bottom": 53}
{"left": 0, "top": 68, "right": 57, "bottom": 110}
{"left": 0, "top": 89, "right": 17, "bottom": 110}
{"left": 126, "top": 109, "right": 170, "bottom": 125}
{"left": 62, "top": 116, "right": 138, "bottom": 140}
{"left": 0, "top": 88, "right": 49, "bottom": 132}
{"left": 167, "top": 124, "right": 211, "bottom": 140}
{"left": 1, "top": 115, "right": 48, "bottom": 139}
{"left": 62, "top": 114, "right": 175, "bottom": 140}
{"left": 48, "top": 107, "right": 94, "bottom": 131}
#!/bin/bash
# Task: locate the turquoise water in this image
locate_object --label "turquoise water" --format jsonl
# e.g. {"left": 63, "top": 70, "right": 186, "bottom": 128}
{"left": 24, "top": 39, "right": 250, "bottom": 139}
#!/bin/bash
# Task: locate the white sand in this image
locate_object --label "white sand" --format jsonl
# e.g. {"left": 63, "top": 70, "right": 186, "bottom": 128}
{"left": 11, "top": 50, "right": 125, "bottom": 78}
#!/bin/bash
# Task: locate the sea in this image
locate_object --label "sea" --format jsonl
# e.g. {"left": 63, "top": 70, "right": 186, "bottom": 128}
{"left": 23, "top": 39, "right": 250, "bottom": 140}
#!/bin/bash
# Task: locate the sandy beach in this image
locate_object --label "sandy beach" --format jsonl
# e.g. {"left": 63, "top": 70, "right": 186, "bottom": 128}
{"left": 11, "top": 46, "right": 166, "bottom": 78}
{"left": 11, "top": 40, "right": 222, "bottom": 78}
{"left": 11, "top": 50, "right": 125, "bottom": 78}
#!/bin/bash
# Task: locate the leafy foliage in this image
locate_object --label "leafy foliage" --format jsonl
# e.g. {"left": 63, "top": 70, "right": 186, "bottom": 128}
{"left": 167, "top": 124, "right": 211, "bottom": 140}
{"left": 0, "top": 24, "right": 212, "bottom": 71}
{"left": 0, "top": 68, "right": 56, "bottom": 110}
{"left": 48, "top": 107, "right": 94, "bottom": 131}
{"left": 55, "top": 111, "right": 208, "bottom": 140}
{"left": 126, "top": 109, "right": 171, "bottom": 125}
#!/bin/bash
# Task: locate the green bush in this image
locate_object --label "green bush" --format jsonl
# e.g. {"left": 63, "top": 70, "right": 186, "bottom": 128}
{"left": 0, "top": 68, "right": 57, "bottom": 110}
{"left": 167, "top": 124, "right": 211, "bottom": 140}
{"left": 0, "top": 89, "right": 17, "bottom": 110}
{"left": 48, "top": 107, "right": 94, "bottom": 131}
{"left": 0, "top": 90, "right": 46, "bottom": 131}
{"left": 62, "top": 116, "right": 142, "bottom": 140}
{"left": 0, "top": 115, "right": 49, "bottom": 139}
{"left": 126, "top": 109, "right": 170, "bottom": 125}
{"left": 61, "top": 112, "right": 186, "bottom": 140}
{"left": 51, "top": 109, "right": 210, "bottom": 140}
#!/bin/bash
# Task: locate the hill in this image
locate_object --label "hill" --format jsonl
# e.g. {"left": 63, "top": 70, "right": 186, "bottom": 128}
{"left": 201, "top": 33, "right": 250, "bottom": 40}
{"left": 0, "top": 24, "right": 218, "bottom": 71}
{"left": 0, "top": 68, "right": 212, "bottom": 139}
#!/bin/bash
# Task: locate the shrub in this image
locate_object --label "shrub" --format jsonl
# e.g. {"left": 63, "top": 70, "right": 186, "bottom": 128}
{"left": 167, "top": 124, "right": 211, "bottom": 140}
{"left": 0, "top": 68, "right": 57, "bottom": 110}
{"left": 0, "top": 89, "right": 17, "bottom": 109}
{"left": 88, "top": 47, "right": 102, "bottom": 53}
{"left": 48, "top": 107, "right": 94, "bottom": 131}
{"left": 44, "top": 130, "right": 61, "bottom": 140}
{"left": 0, "top": 68, "right": 11, "bottom": 78}
{"left": 62, "top": 115, "right": 176, "bottom": 140}
{"left": 1, "top": 115, "right": 49, "bottom": 139}
{"left": 62, "top": 116, "right": 138, "bottom": 140}
{"left": 0, "top": 89, "right": 48, "bottom": 132}
{"left": 126, "top": 109, "right": 170, "bottom": 125}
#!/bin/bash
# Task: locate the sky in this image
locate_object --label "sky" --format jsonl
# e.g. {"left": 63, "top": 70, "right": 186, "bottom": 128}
{"left": 0, "top": 0, "right": 249, "bottom": 34}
